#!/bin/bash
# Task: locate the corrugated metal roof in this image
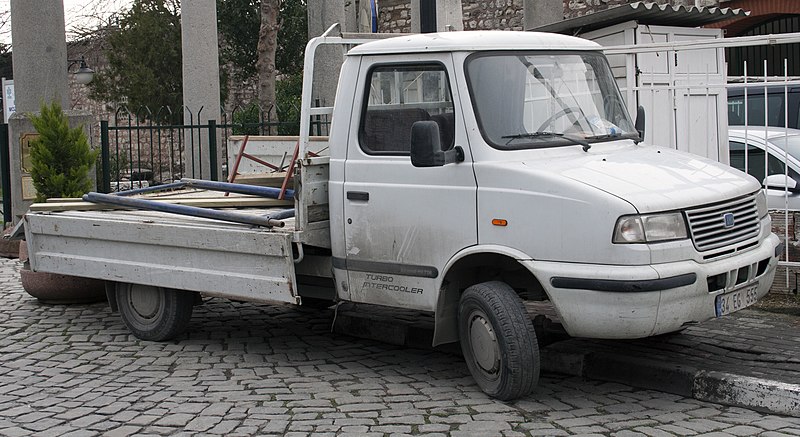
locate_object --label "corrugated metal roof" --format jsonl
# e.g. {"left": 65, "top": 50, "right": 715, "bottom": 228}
{"left": 530, "top": 2, "right": 749, "bottom": 35}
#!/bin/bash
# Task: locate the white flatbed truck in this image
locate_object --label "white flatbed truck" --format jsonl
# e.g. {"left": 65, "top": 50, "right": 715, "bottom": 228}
{"left": 21, "top": 28, "right": 780, "bottom": 400}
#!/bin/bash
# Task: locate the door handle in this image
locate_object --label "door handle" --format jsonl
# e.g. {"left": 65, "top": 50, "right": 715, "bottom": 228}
{"left": 347, "top": 191, "right": 369, "bottom": 201}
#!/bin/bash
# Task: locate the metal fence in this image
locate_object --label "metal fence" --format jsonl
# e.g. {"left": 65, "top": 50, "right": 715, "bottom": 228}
{"left": 0, "top": 123, "right": 10, "bottom": 224}
{"left": 97, "top": 103, "right": 330, "bottom": 193}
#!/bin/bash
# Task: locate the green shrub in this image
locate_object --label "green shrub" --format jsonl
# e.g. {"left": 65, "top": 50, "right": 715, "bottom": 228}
{"left": 231, "top": 74, "right": 303, "bottom": 136}
{"left": 28, "top": 102, "right": 99, "bottom": 201}
{"left": 232, "top": 103, "right": 262, "bottom": 136}
{"left": 276, "top": 73, "right": 302, "bottom": 136}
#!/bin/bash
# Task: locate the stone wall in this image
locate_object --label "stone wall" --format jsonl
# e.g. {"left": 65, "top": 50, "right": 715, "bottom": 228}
{"left": 378, "top": 0, "right": 412, "bottom": 33}
{"left": 67, "top": 37, "right": 113, "bottom": 149}
{"left": 222, "top": 69, "right": 259, "bottom": 114}
{"left": 769, "top": 210, "right": 800, "bottom": 295}
{"left": 463, "top": 0, "right": 524, "bottom": 31}
{"left": 376, "top": 0, "right": 525, "bottom": 33}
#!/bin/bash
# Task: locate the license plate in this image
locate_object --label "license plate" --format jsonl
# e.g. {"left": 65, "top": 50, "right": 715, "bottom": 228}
{"left": 715, "top": 284, "right": 759, "bottom": 317}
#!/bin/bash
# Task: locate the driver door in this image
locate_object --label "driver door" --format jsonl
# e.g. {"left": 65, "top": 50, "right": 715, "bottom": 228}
{"left": 340, "top": 54, "right": 477, "bottom": 311}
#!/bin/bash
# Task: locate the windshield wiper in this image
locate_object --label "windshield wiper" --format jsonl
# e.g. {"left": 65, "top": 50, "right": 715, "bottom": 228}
{"left": 584, "top": 132, "right": 639, "bottom": 141}
{"left": 502, "top": 131, "right": 591, "bottom": 152}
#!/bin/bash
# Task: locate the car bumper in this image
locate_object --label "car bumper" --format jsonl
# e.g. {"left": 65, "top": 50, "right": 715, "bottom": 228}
{"left": 525, "top": 233, "right": 780, "bottom": 339}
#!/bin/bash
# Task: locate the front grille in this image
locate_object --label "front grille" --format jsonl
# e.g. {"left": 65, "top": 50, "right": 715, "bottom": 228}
{"left": 685, "top": 194, "right": 760, "bottom": 253}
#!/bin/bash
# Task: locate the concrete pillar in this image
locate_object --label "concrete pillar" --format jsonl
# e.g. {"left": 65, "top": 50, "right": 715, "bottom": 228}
{"left": 411, "top": 0, "right": 421, "bottom": 33}
{"left": 358, "top": 0, "right": 373, "bottom": 33}
{"left": 307, "top": 0, "right": 356, "bottom": 124}
{"left": 437, "top": 0, "right": 464, "bottom": 32}
{"left": 181, "top": 0, "right": 221, "bottom": 180}
{"left": 8, "top": 1, "right": 92, "bottom": 222}
{"left": 9, "top": 0, "right": 69, "bottom": 112}
{"left": 524, "top": 0, "right": 564, "bottom": 31}
{"left": 411, "top": 0, "right": 463, "bottom": 33}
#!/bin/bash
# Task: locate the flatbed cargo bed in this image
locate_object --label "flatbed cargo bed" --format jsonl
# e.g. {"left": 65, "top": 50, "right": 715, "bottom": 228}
{"left": 24, "top": 206, "right": 300, "bottom": 304}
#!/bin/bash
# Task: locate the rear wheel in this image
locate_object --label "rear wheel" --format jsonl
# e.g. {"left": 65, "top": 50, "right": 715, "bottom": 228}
{"left": 458, "top": 281, "right": 540, "bottom": 400}
{"left": 116, "top": 283, "right": 194, "bottom": 341}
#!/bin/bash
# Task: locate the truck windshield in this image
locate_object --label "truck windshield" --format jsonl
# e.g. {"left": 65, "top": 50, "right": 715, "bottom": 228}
{"left": 465, "top": 51, "right": 638, "bottom": 150}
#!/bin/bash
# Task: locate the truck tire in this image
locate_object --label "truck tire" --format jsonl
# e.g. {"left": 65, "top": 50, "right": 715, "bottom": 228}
{"left": 115, "top": 283, "right": 194, "bottom": 341}
{"left": 458, "top": 281, "right": 540, "bottom": 400}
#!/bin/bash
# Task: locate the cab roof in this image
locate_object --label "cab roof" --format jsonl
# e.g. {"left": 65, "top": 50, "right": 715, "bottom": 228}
{"left": 347, "top": 31, "right": 601, "bottom": 56}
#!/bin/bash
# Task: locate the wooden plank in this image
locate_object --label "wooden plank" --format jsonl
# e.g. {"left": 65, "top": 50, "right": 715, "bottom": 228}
{"left": 45, "top": 198, "right": 84, "bottom": 203}
{"left": 232, "top": 173, "right": 293, "bottom": 188}
{"left": 30, "top": 197, "right": 293, "bottom": 212}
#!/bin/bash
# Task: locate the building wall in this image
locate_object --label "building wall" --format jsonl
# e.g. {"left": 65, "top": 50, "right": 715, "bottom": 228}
{"left": 378, "top": 0, "right": 412, "bottom": 33}
{"left": 376, "top": 0, "right": 525, "bottom": 33}
{"left": 463, "top": 0, "right": 524, "bottom": 31}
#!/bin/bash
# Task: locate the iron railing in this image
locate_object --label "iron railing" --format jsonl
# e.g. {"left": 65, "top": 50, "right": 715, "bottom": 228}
{"left": 97, "top": 103, "right": 330, "bottom": 193}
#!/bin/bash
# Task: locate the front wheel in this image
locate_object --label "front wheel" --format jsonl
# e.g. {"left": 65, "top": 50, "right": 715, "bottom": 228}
{"left": 458, "top": 281, "right": 540, "bottom": 400}
{"left": 116, "top": 283, "right": 194, "bottom": 341}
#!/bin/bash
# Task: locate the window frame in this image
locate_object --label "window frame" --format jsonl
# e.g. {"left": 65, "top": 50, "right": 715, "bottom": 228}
{"left": 357, "top": 61, "right": 456, "bottom": 156}
{"left": 729, "top": 139, "right": 800, "bottom": 182}
{"left": 464, "top": 50, "right": 637, "bottom": 151}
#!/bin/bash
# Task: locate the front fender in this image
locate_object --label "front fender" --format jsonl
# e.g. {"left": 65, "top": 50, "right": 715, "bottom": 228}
{"left": 433, "top": 245, "right": 537, "bottom": 346}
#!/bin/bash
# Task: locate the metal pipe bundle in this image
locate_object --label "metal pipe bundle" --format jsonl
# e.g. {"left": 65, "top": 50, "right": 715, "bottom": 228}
{"left": 83, "top": 192, "right": 286, "bottom": 228}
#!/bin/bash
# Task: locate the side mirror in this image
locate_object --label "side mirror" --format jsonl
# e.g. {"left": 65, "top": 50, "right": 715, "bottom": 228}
{"left": 763, "top": 174, "right": 800, "bottom": 193}
{"left": 410, "top": 121, "right": 464, "bottom": 167}
{"left": 634, "top": 105, "right": 646, "bottom": 141}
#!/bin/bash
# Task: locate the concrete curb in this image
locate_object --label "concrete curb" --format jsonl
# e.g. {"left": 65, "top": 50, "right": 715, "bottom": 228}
{"left": 694, "top": 371, "right": 800, "bottom": 417}
{"left": 333, "top": 309, "right": 800, "bottom": 416}
{"left": 541, "top": 342, "right": 800, "bottom": 416}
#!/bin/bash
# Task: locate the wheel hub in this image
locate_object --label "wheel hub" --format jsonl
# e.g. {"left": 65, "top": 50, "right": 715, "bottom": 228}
{"left": 469, "top": 313, "right": 500, "bottom": 374}
{"left": 129, "top": 284, "right": 160, "bottom": 319}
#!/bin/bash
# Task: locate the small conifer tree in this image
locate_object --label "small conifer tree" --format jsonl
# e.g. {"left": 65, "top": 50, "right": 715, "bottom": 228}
{"left": 28, "top": 102, "right": 99, "bottom": 202}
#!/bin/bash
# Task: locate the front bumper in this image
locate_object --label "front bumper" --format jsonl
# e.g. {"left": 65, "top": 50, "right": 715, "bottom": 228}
{"left": 525, "top": 233, "right": 780, "bottom": 339}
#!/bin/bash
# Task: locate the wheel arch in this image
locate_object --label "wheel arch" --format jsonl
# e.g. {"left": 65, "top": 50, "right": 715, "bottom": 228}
{"left": 433, "top": 245, "right": 548, "bottom": 346}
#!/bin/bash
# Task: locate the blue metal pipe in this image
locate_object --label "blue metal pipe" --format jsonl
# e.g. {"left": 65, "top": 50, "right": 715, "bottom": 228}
{"left": 114, "top": 181, "right": 186, "bottom": 197}
{"left": 267, "top": 209, "right": 295, "bottom": 220}
{"left": 83, "top": 192, "right": 285, "bottom": 228}
{"left": 180, "top": 178, "right": 294, "bottom": 200}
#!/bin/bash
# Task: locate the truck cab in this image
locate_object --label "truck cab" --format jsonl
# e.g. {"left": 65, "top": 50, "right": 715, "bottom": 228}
{"left": 328, "top": 32, "right": 779, "bottom": 398}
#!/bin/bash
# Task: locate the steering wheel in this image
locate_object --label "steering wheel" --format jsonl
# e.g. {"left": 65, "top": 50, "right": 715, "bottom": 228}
{"left": 537, "top": 106, "right": 585, "bottom": 132}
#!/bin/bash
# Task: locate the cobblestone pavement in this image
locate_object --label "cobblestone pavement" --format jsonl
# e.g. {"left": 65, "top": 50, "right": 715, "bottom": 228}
{"left": 551, "top": 306, "right": 800, "bottom": 386}
{"left": 1, "top": 258, "right": 799, "bottom": 436}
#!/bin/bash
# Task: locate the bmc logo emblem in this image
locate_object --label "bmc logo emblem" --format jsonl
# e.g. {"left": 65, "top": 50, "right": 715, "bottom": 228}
{"left": 723, "top": 213, "right": 735, "bottom": 228}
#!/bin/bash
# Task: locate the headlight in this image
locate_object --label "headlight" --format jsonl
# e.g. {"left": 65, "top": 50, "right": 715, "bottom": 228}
{"left": 756, "top": 190, "right": 768, "bottom": 218}
{"left": 613, "top": 212, "right": 688, "bottom": 244}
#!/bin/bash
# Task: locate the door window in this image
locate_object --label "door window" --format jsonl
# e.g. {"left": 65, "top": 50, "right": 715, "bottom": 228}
{"left": 729, "top": 140, "right": 789, "bottom": 182}
{"left": 359, "top": 64, "right": 455, "bottom": 154}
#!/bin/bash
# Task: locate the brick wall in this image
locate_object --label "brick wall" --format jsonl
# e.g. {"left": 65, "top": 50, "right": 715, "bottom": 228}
{"left": 463, "top": 0, "right": 525, "bottom": 31}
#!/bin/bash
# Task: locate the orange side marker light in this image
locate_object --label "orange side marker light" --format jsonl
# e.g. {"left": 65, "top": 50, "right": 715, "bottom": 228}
{"left": 492, "top": 219, "right": 508, "bottom": 227}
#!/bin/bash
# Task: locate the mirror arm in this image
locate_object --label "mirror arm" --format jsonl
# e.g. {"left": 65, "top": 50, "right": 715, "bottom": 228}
{"left": 765, "top": 184, "right": 800, "bottom": 194}
{"left": 440, "top": 146, "right": 464, "bottom": 165}
{"left": 430, "top": 146, "right": 465, "bottom": 166}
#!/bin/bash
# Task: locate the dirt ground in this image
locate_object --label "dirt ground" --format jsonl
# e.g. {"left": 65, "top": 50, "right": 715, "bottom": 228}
{"left": 754, "top": 291, "right": 800, "bottom": 316}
